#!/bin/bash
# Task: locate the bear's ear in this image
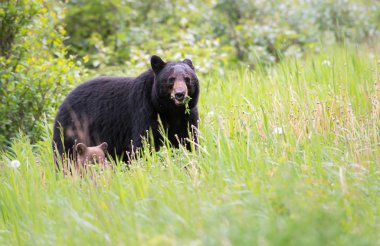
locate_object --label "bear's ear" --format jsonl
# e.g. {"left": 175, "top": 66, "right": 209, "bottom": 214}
{"left": 151, "top": 55, "right": 166, "bottom": 74}
{"left": 99, "top": 142, "right": 108, "bottom": 152}
{"left": 183, "top": 59, "right": 194, "bottom": 71}
{"left": 76, "top": 143, "right": 87, "bottom": 155}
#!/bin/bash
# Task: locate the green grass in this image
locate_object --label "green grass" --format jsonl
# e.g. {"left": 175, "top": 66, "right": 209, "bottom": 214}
{"left": 1, "top": 45, "right": 380, "bottom": 245}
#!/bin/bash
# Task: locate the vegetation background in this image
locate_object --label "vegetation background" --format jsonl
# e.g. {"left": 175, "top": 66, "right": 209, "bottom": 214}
{"left": 0, "top": 0, "right": 380, "bottom": 245}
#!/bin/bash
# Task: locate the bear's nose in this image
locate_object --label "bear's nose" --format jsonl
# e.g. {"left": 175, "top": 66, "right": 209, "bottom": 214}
{"left": 175, "top": 92, "right": 185, "bottom": 101}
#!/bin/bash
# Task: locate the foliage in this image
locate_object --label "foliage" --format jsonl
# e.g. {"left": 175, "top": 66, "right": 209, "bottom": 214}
{"left": 0, "top": 0, "right": 82, "bottom": 146}
{"left": 63, "top": 0, "right": 380, "bottom": 70}
{"left": 64, "top": 0, "right": 231, "bottom": 72}
{"left": 0, "top": 46, "right": 379, "bottom": 245}
{"left": 213, "top": 0, "right": 379, "bottom": 67}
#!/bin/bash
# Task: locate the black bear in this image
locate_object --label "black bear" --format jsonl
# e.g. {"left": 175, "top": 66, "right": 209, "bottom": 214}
{"left": 52, "top": 55, "right": 199, "bottom": 163}
{"left": 76, "top": 142, "right": 109, "bottom": 168}
{"left": 72, "top": 142, "right": 112, "bottom": 177}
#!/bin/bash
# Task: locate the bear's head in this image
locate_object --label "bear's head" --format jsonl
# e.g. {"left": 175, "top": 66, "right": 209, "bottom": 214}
{"left": 76, "top": 142, "right": 108, "bottom": 168}
{"left": 151, "top": 55, "right": 199, "bottom": 113}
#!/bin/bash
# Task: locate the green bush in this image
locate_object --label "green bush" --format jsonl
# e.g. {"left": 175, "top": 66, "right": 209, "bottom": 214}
{"left": 63, "top": 0, "right": 380, "bottom": 70}
{"left": 212, "top": 0, "right": 380, "bottom": 67}
{"left": 0, "top": 0, "right": 82, "bottom": 146}
{"left": 64, "top": 0, "right": 234, "bottom": 72}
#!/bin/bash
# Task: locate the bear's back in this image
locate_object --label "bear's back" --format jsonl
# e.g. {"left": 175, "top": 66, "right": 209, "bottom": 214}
{"left": 53, "top": 72, "right": 156, "bottom": 161}
{"left": 64, "top": 76, "right": 134, "bottom": 104}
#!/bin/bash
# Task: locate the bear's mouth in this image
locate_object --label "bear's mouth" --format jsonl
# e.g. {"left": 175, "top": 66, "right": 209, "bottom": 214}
{"left": 173, "top": 99, "right": 185, "bottom": 106}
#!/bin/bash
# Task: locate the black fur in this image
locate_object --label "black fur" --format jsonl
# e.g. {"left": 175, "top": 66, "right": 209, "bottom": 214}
{"left": 52, "top": 56, "right": 199, "bottom": 162}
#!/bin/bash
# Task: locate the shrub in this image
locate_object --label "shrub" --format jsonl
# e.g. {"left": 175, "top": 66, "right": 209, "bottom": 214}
{"left": 64, "top": 0, "right": 235, "bottom": 72}
{"left": 63, "top": 0, "right": 380, "bottom": 70}
{"left": 212, "top": 0, "right": 380, "bottom": 67}
{"left": 0, "top": 0, "right": 83, "bottom": 146}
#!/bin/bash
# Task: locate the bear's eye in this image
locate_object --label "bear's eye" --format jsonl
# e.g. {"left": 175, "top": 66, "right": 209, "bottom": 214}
{"left": 184, "top": 77, "right": 191, "bottom": 84}
{"left": 168, "top": 77, "right": 175, "bottom": 84}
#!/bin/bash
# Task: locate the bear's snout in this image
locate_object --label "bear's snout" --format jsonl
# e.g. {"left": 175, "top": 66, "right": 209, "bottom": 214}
{"left": 171, "top": 81, "right": 188, "bottom": 105}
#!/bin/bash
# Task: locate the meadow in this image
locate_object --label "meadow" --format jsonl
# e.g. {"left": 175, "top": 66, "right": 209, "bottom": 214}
{"left": 0, "top": 45, "right": 379, "bottom": 245}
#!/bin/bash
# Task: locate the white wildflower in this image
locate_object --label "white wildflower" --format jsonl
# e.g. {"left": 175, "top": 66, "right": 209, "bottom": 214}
{"left": 10, "top": 160, "right": 21, "bottom": 169}
{"left": 322, "top": 60, "right": 332, "bottom": 67}
{"left": 273, "top": 127, "right": 284, "bottom": 135}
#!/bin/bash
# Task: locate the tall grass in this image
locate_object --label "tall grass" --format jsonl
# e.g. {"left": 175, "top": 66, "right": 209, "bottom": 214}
{"left": 1, "top": 45, "right": 379, "bottom": 245}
